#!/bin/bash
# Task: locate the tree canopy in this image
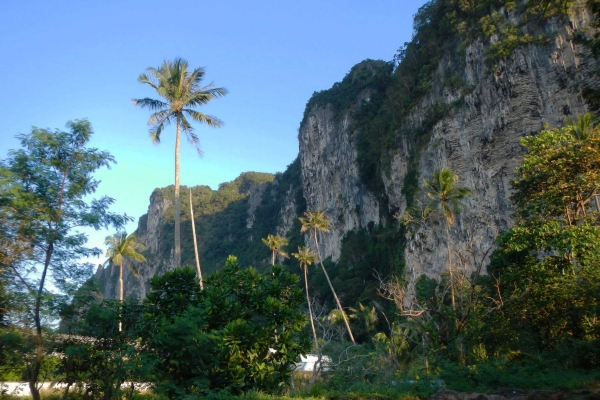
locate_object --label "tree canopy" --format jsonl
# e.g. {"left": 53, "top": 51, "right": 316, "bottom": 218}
{"left": 0, "top": 120, "right": 129, "bottom": 400}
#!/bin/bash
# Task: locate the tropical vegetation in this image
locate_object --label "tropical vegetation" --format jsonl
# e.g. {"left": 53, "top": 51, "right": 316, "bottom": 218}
{"left": 1, "top": 0, "right": 600, "bottom": 399}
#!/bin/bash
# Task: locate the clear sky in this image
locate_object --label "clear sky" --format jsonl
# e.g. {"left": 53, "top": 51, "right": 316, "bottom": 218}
{"left": 0, "top": 0, "right": 427, "bottom": 262}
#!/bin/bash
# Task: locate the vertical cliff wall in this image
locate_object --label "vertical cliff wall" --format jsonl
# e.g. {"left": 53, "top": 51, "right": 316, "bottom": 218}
{"left": 96, "top": 1, "right": 599, "bottom": 303}
{"left": 296, "top": 2, "right": 598, "bottom": 283}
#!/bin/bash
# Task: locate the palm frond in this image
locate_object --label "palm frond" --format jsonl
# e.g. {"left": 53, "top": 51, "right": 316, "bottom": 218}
{"left": 134, "top": 58, "right": 228, "bottom": 170}
{"left": 299, "top": 210, "right": 330, "bottom": 234}
{"left": 178, "top": 115, "right": 200, "bottom": 150}
{"left": 184, "top": 109, "right": 223, "bottom": 128}
{"left": 128, "top": 263, "right": 140, "bottom": 278}
{"left": 150, "top": 121, "right": 167, "bottom": 144}
{"left": 189, "top": 66, "right": 207, "bottom": 85}
{"left": 132, "top": 98, "right": 168, "bottom": 111}
{"left": 148, "top": 110, "right": 172, "bottom": 126}
{"left": 137, "top": 73, "right": 159, "bottom": 90}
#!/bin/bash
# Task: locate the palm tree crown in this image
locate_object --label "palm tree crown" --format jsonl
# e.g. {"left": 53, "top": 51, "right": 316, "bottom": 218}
{"left": 299, "top": 210, "right": 356, "bottom": 344}
{"left": 133, "top": 58, "right": 227, "bottom": 268}
{"left": 133, "top": 58, "right": 228, "bottom": 150}
{"left": 104, "top": 232, "right": 147, "bottom": 301}
{"left": 292, "top": 246, "right": 317, "bottom": 269}
{"left": 567, "top": 112, "right": 596, "bottom": 140}
{"left": 293, "top": 246, "right": 320, "bottom": 362}
{"left": 261, "top": 234, "right": 289, "bottom": 266}
{"left": 299, "top": 210, "right": 331, "bottom": 238}
{"left": 423, "top": 168, "right": 472, "bottom": 310}
{"left": 423, "top": 168, "right": 472, "bottom": 226}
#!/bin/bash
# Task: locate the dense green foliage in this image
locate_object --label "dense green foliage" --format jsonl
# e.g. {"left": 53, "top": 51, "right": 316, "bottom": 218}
{"left": 2, "top": 1, "right": 600, "bottom": 399}
{"left": 0, "top": 120, "right": 128, "bottom": 400}
{"left": 55, "top": 259, "right": 309, "bottom": 398}
{"left": 480, "top": 122, "right": 600, "bottom": 368}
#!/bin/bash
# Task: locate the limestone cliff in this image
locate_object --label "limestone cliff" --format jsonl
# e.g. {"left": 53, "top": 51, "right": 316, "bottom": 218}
{"left": 96, "top": 0, "right": 599, "bottom": 303}
{"left": 295, "top": 1, "right": 598, "bottom": 283}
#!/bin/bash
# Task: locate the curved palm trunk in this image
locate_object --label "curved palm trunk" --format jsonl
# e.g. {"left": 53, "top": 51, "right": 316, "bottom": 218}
{"left": 304, "top": 264, "right": 321, "bottom": 389}
{"left": 313, "top": 232, "right": 356, "bottom": 344}
{"left": 173, "top": 117, "right": 182, "bottom": 269}
{"left": 190, "top": 189, "right": 203, "bottom": 289}
{"left": 119, "top": 260, "right": 124, "bottom": 332}
{"left": 304, "top": 265, "right": 319, "bottom": 354}
{"left": 446, "top": 225, "right": 456, "bottom": 311}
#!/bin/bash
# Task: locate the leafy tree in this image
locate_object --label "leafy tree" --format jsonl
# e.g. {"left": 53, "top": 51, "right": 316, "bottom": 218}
{"left": 133, "top": 58, "right": 228, "bottom": 268}
{"left": 140, "top": 258, "right": 309, "bottom": 397}
{"left": 484, "top": 121, "right": 600, "bottom": 367}
{"left": 0, "top": 120, "right": 129, "bottom": 400}
{"left": 424, "top": 168, "right": 472, "bottom": 310}
{"left": 56, "top": 300, "right": 145, "bottom": 400}
{"left": 104, "top": 231, "right": 146, "bottom": 331}
{"left": 262, "top": 234, "right": 289, "bottom": 266}
{"left": 299, "top": 210, "right": 356, "bottom": 344}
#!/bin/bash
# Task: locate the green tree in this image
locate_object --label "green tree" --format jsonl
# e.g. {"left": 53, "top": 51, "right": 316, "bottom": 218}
{"left": 0, "top": 120, "right": 128, "bottom": 400}
{"left": 299, "top": 210, "right": 356, "bottom": 344}
{"left": 140, "top": 258, "right": 309, "bottom": 396}
{"left": 133, "top": 58, "right": 228, "bottom": 268}
{"left": 484, "top": 121, "right": 600, "bottom": 367}
{"left": 262, "top": 234, "right": 289, "bottom": 266}
{"left": 104, "top": 232, "right": 147, "bottom": 331}
{"left": 56, "top": 300, "right": 144, "bottom": 400}
{"left": 424, "top": 168, "right": 472, "bottom": 310}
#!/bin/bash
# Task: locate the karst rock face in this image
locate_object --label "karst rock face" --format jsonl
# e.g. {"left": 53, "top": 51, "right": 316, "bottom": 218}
{"left": 96, "top": 4, "right": 599, "bottom": 300}
{"left": 297, "top": 6, "right": 596, "bottom": 280}
{"left": 95, "top": 189, "right": 174, "bottom": 300}
{"left": 298, "top": 101, "right": 382, "bottom": 261}
{"left": 389, "top": 9, "right": 596, "bottom": 284}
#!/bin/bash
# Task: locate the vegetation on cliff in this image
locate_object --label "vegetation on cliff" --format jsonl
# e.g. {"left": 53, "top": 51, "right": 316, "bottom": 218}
{"left": 1, "top": 0, "right": 600, "bottom": 399}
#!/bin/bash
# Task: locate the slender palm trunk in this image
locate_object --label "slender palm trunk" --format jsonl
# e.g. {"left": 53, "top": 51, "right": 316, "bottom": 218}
{"left": 304, "top": 265, "right": 319, "bottom": 355}
{"left": 174, "top": 117, "right": 181, "bottom": 269}
{"left": 446, "top": 225, "right": 456, "bottom": 311}
{"left": 313, "top": 232, "right": 356, "bottom": 344}
{"left": 304, "top": 264, "right": 321, "bottom": 389}
{"left": 119, "top": 261, "right": 124, "bottom": 332}
{"left": 190, "top": 189, "right": 203, "bottom": 289}
{"left": 272, "top": 251, "right": 275, "bottom": 266}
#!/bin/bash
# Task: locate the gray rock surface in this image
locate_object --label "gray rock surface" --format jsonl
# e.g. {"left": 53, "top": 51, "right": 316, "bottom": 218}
{"left": 96, "top": 4, "right": 598, "bottom": 300}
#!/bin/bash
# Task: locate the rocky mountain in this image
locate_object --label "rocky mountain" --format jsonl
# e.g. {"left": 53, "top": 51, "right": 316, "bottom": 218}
{"left": 96, "top": 0, "right": 599, "bottom": 306}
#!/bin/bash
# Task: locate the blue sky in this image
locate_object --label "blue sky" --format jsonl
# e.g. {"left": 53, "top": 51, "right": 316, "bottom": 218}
{"left": 0, "top": 0, "right": 427, "bottom": 260}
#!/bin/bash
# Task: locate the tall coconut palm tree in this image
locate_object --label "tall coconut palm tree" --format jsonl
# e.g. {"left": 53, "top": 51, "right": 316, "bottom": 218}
{"left": 423, "top": 168, "right": 472, "bottom": 310}
{"left": 133, "top": 58, "right": 227, "bottom": 268}
{"left": 292, "top": 246, "right": 319, "bottom": 354}
{"left": 292, "top": 245, "right": 321, "bottom": 386}
{"left": 261, "top": 234, "right": 289, "bottom": 265}
{"left": 299, "top": 210, "right": 356, "bottom": 344}
{"left": 104, "top": 232, "right": 147, "bottom": 331}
